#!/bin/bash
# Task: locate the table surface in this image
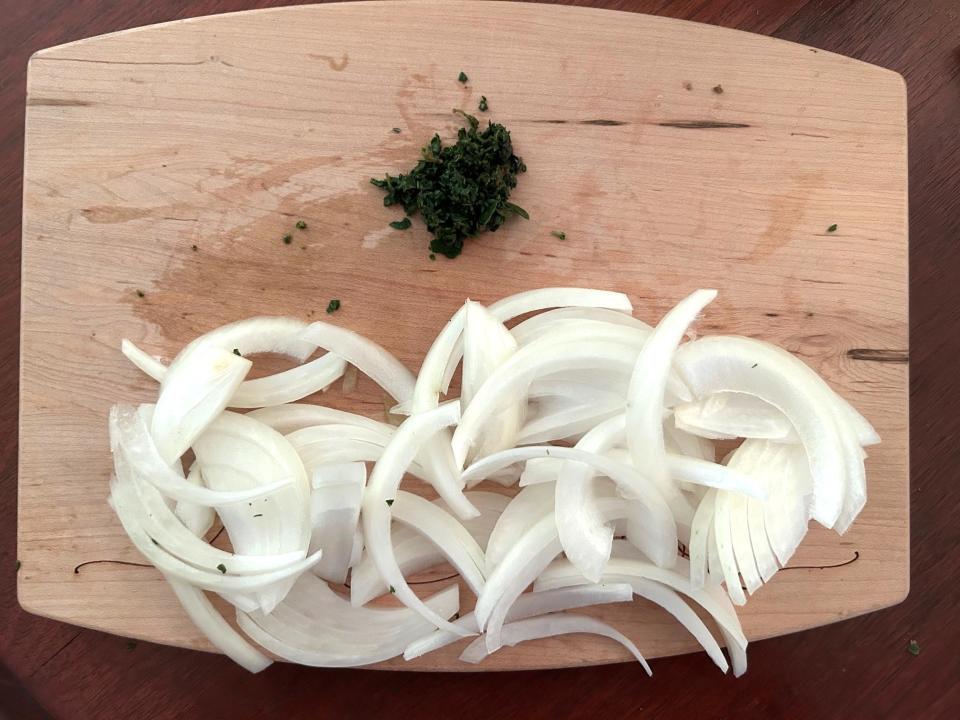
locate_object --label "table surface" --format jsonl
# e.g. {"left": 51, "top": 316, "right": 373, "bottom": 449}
{"left": 0, "top": 1, "right": 956, "bottom": 718}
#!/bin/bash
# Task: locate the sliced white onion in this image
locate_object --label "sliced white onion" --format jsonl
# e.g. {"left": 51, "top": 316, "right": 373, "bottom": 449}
{"left": 459, "top": 612, "right": 650, "bottom": 674}
{"left": 237, "top": 573, "right": 459, "bottom": 667}
{"left": 248, "top": 403, "right": 394, "bottom": 435}
{"left": 626, "top": 290, "right": 716, "bottom": 491}
{"left": 193, "top": 411, "right": 312, "bottom": 611}
{"left": 299, "top": 321, "right": 415, "bottom": 403}
{"left": 229, "top": 353, "right": 347, "bottom": 408}
{"left": 350, "top": 492, "right": 508, "bottom": 607}
{"left": 361, "top": 402, "right": 473, "bottom": 637}
{"left": 461, "top": 300, "right": 524, "bottom": 462}
{"left": 404, "top": 583, "right": 634, "bottom": 661}
{"left": 308, "top": 462, "right": 366, "bottom": 584}
{"left": 167, "top": 579, "right": 273, "bottom": 673}
{"left": 674, "top": 392, "right": 799, "bottom": 442}
{"left": 174, "top": 464, "right": 215, "bottom": 538}
{"left": 109, "top": 405, "right": 292, "bottom": 506}
{"left": 485, "top": 482, "right": 556, "bottom": 574}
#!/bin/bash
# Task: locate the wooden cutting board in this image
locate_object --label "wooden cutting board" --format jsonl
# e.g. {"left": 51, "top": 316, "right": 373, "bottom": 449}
{"left": 18, "top": 0, "right": 908, "bottom": 671}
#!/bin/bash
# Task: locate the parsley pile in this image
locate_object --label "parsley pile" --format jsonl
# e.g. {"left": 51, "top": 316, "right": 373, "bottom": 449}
{"left": 371, "top": 110, "right": 527, "bottom": 258}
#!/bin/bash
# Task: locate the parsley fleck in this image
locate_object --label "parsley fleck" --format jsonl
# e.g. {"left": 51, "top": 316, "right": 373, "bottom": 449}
{"left": 126, "top": 640, "right": 137, "bottom": 651}
{"left": 751, "top": 363, "right": 758, "bottom": 368}
{"left": 253, "top": 513, "right": 263, "bottom": 518}
{"left": 191, "top": 244, "right": 198, "bottom": 251}
{"left": 429, "top": 253, "right": 436, "bottom": 261}
{"left": 135, "top": 289, "right": 145, "bottom": 298}
{"left": 551, "top": 230, "right": 566, "bottom": 241}
{"left": 216, "top": 563, "right": 227, "bottom": 574}
{"left": 232, "top": 348, "right": 241, "bottom": 356}
{"left": 392, "top": 127, "right": 402, "bottom": 134}
{"left": 326, "top": 299, "right": 341, "bottom": 314}
{"left": 16, "top": 560, "right": 21, "bottom": 571}
{"left": 713, "top": 84, "right": 724, "bottom": 94}
{"left": 827, "top": 224, "right": 838, "bottom": 233}
{"left": 458, "top": 71, "right": 468, "bottom": 83}
{"left": 282, "top": 234, "right": 293, "bottom": 244}
{"left": 479, "top": 95, "right": 488, "bottom": 112}
{"left": 296, "top": 220, "right": 307, "bottom": 230}
{"left": 386, "top": 498, "right": 394, "bottom": 506}
{"left": 371, "top": 110, "right": 526, "bottom": 258}
{"left": 390, "top": 217, "right": 412, "bottom": 230}
{"left": 389, "top": 585, "right": 396, "bottom": 594}
{"left": 907, "top": 639, "right": 920, "bottom": 656}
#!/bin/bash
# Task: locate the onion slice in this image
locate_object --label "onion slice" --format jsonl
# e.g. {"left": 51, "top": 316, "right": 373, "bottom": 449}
{"left": 459, "top": 613, "right": 651, "bottom": 674}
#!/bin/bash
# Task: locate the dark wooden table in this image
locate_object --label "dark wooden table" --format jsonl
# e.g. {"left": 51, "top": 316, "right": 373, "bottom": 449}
{"left": 2, "top": 1, "right": 957, "bottom": 718}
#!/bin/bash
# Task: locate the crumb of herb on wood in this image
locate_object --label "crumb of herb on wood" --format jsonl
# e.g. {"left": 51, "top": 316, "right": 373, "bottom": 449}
{"left": 479, "top": 95, "right": 488, "bottom": 112}
{"left": 390, "top": 217, "right": 412, "bottom": 230}
{"left": 326, "top": 298, "right": 341, "bottom": 314}
{"left": 907, "top": 640, "right": 920, "bottom": 656}
{"left": 282, "top": 234, "right": 293, "bottom": 245}
{"left": 232, "top": 348, "right": 242, "bottom": 357}
{"left": 392, "top": 127, "right": 402, "bottom": 134}
{"left": 16, "top": 560, "right": 21, "bottom": 571}
{"left": 296, "top": 220, "right": 307, "bottom": 230}
{"left": 827, "top": 224, "right": 838, "bottom": 233}
{"left": 216, "top": 563, "right": 227, "bottom": 574}
{"left": 458, "top": 71, "right": 468, "bottom": 83}
{"left": 135, "top": 289, "right": 145, "bottom": 298}
{"left": 429, "top": 253, "right": 436, "bottom": 261}
{"left": 371, "top": 110, "right": 527, "bottom": 258}
{"left": 683, "top": 81, "right": 693, "bottom": 91}
{"left": 191, "top": 244, "right": 198, "bottom": 252}
{"left": 712, "top": 84, "right": 724, "bottom": 94}
{"left": 126, "top": 640, "right": 137, "bottom": 651}
{"left": 551, "top": 230, "right": 566, "bottom": 241}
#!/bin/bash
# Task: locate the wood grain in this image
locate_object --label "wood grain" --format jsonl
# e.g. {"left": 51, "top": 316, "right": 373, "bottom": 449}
{"left": 2, "top": 0, "right": 956, "bottom": 718}
{"left": 17, "top": 0, "right": 907, "bottom": 672}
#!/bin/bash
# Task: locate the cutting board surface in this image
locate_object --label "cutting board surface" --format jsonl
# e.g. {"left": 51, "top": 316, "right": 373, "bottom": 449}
{"left": 19, "top": 1, "right": 908, "bottom": 671}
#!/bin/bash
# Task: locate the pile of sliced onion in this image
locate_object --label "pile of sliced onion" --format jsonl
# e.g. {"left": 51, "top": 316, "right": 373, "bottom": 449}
{"left": 108, "top": 288, "right": 877, "bottom": 674}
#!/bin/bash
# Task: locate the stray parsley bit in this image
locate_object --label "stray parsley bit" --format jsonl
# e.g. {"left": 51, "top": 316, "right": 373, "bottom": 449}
{"left": 827, "top": 224, "right": 838, "bottom": 233}
{"left": 392, "top": 127, "right": 402, "bottom": 134}
{"left": 253, "top": 513, "right": 263, "bottom": 518}
{"left": 390, "top": 217, "right": 412, "bottom": 230}
{"left": 751, "top": 363, "right": 758, "bottom": 368}
{"left": 282, "top": 234, "right": 293, "bottom": 244}
{"left": 326, "top": 298, "right": 341, "bottom": 314}
{"left": 296, "top": 220, "right": 307, "bottom": 230}
{"left": 16, "top": 560, "right": 21, "bottom": 571}
{"left": 429, "top": 253, "right": 436, "bottom": 261}
{"left": 191, "top": 244, "right": 198, "bottom": 251}
{"left": 232, "top": 348, "right": 241, "bottom": 357}
{"left": 713, "top": 84, "right": 724, "bottom": 94}
{"left": 479, "top": 95, "right": 488, "bottom": 112}
{"left": 550, "top": 230, "right": 566, "bottom": 241}
{"left": 907, "top": 640, "right": 920, "bottom": 656}
{"left": 135, "top": 289, "right": 145, "bottom": 298}
{"left": 458, "top": 71, "right": 468, "bottom": 83}
{"left": 216, "top": 563, "right": 227, "bottom": 574}
{"left": 389, "top": 585, "right": 396, "bottom": 594}
{"left": 386, "top": 498, "right": 395, "bottom": 506}
{"left": 126, "top": 640, "right": 137, "bottom": 651}
{"left": 371, "top": 110, "right": 527, "bottom": 258}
